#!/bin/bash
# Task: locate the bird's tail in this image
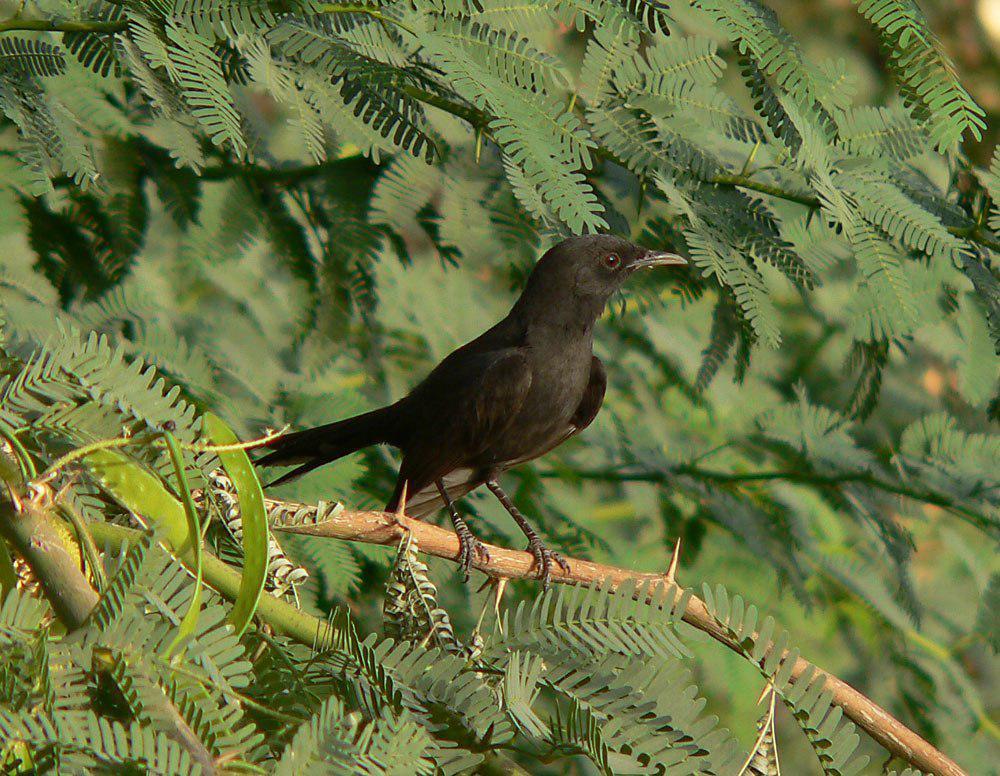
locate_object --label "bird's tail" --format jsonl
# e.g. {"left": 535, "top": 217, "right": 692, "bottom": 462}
{"left": 256, "top": 405, "right": 401, "bottom": 487}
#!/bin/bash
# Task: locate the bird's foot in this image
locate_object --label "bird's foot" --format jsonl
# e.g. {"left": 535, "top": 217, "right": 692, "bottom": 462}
{"left": 527, "top": 537, "right": 570, "bottom": 589}
{"left": 455, "top": 524, "right": 490, "bottom": 581}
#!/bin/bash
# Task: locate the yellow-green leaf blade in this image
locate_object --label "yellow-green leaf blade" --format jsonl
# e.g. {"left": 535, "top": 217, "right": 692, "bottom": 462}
{"left": 84, "top": 449, "right": 190, "bottom": 551}
{"left": 161, "top": 431, "right": 203, "bottom": 657}
{"left": 203, "top": 413, "right": 268, "bottom": 636}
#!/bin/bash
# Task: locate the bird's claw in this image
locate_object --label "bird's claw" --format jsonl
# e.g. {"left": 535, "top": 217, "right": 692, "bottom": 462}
{"left": 456, "top": 530, "right": 490, "bottom": 581}
{"left": 527, "top": 538, "right": 569, "bottom": 588}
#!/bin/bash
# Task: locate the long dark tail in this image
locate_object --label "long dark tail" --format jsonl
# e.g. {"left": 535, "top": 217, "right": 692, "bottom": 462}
{"left": 256, "top": 405, "right": 401, "bottom": 487}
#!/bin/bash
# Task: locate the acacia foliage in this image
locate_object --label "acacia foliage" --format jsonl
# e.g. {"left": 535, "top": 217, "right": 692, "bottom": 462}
{"left": 0, "top": 0, "right": 997, "bottom": 773}
{"left": 0, "top": 0, "right": 995, "bottom": 349}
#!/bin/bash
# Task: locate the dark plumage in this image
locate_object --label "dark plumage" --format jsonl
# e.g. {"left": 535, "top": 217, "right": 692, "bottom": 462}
{"left": 257, "top": 234, "right": 687, "bottom": 583}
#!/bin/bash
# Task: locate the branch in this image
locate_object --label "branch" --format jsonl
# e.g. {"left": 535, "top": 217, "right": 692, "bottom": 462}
{"left": 269, "top": 497, "right": 967, "bottom": 776}
{"left": 12, "top": 8, "right": 995, "bottom": 253}
{"left": 82, "top": 519, "right": 333, "bottom": 648}
{"left": 547, "top": 464, "right": 995, "bottom": 531}
{"left": 199, "top": 155, "right": 376, "bottom": 183}
{"left": 0, "top": 490, "right": 218, "bottom": 774}
{"left": 0, "top": 490, "right": 98, "bottom": 629}
{"left": 229, "top": 84, "right": 1000, "bottom": 254}
{"left": 0, "top": 2, "right": 411, "bottom": 36}
{"left": 707, "top": 175, "right": 1000, "bottom": 252}
{"left": 406, "top": 89, "right": 1000, "bottom": 253}
{"left": 0, "top": 17, "right": 125, "bottom": 33}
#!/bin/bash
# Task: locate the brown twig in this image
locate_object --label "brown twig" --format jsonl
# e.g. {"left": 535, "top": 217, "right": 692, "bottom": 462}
{"left": 273, "top": 499, "right": 967, "bottom": 776}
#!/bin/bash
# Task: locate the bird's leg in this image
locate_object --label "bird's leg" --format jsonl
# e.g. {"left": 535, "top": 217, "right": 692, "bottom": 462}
{"left": 485, "top": 480, "right": 569, "bottom": 587}
{"left": 436, "top": 480, "right": 490, "bottom": 581}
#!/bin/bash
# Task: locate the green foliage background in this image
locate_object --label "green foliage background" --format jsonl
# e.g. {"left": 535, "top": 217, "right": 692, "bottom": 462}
{"left": 0, "top": 0, "right": 997, "bottom": 773}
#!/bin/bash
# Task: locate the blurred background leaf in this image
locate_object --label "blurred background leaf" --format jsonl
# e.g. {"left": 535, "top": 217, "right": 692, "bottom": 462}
{"left": 0, "top": 0, "right": 997, "bottom": 771}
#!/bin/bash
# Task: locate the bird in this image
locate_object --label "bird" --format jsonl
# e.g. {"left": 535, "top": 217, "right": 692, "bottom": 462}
{"left": 256, "top": 234, "right": 687, "bottom": 585}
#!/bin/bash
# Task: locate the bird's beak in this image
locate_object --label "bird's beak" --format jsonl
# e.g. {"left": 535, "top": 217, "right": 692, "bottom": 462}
{"left": 630, "top": 249, "right": 688, "bottom": 269}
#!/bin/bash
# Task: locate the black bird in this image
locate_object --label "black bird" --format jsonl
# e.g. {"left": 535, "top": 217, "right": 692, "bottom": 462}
{"left": 257, "top": 235, "right": 687, "bottom": 584}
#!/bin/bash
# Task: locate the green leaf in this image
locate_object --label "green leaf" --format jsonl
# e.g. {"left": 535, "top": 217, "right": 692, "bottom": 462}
{"left": 976, "top": 573, "right": 999, "bottom": 653}
{"left": 202, "top": 413, "right": 268, "bottom": 637}
{"left": 84, "top": 448, "right": 191, "bottom": 551}
{"left": 955, "top": 295, "right": 996, "bottom": 407}
{"left": 853, "top": 0, "right": 985, "bottom": 149}
{"left": 0, "top": 37, "right": 66, "bottom": 78}
{"left": 161, "top": 431, "right": 203, "bottom": 657}
{"left": 163, "top": 20, "right": 246, "bottom": 156}
{"left": 502, "top": 651, "right": 549, "bottom": 740}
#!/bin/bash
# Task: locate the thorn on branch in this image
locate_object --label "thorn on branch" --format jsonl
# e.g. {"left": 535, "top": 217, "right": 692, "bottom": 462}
{"left": 665, "top": 537, "right": 681, "bottom": 586}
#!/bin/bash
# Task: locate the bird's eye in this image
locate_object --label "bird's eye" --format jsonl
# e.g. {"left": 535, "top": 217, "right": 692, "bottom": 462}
{"left": 602, "top": 253, "right": 621, "bottom": 270}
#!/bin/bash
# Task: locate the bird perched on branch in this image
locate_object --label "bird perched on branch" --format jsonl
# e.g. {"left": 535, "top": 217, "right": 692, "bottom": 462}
{"left": 257, "top": 235, "right": 687, "bottom": 585}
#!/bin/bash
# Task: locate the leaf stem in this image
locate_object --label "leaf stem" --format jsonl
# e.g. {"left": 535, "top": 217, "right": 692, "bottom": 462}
{"left": 58, "top": 501, "right": 107, "bottom": 593}
{"left": 0, "top": 16, "right": 126, "bottom": 33}
{"left": 36, "top": 427, "right": 288, "bottom": 483}
{"left": 708, "top": 173, "right": 820, "bottom": 208}
{"left": 312, "top": 3, "right": 418, "bottom": 37}
{"left": 0, "top": 426, "right": 36, "bottom": 481}
{"left": 84, "top": 520, "right": 336, "bottom": 647}
{"left": 38, "top": 436, "right": 135, "bottom": 482}
{"left": 544, "top": 463, "right": 994, "bottom": 530}
{"left": 164, "top": 658, "right": 307, "bottom": 725}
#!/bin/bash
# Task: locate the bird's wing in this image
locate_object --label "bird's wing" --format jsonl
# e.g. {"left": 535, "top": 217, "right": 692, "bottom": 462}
{"left": 499, "top": 355, "right": 607, "bottom": 469}
{"left": 386, "top": 348, "right": 533, "bottom": 513}
{"left": 393, "top": 356, "right": 605, "bottom": 519}
{"left": 570, "top": 355, "right": 607, "bottom": 432}
{"left": 465, "top": 349, "right": 535, "bottom": 452}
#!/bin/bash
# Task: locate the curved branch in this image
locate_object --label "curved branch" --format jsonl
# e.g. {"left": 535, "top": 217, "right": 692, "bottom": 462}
{"left": 270, "top": 497, "right": 967, "bottom": 776}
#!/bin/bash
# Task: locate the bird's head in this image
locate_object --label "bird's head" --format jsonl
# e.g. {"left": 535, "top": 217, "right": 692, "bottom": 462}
{"left": 515, "top": 235, "right": 687, "bottom": 326}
